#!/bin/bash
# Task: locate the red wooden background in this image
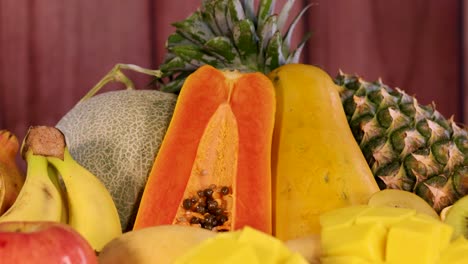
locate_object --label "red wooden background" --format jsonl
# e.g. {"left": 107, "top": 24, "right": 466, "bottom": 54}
{"left": 1, "top": 0, "right": 466, "bottom": 146}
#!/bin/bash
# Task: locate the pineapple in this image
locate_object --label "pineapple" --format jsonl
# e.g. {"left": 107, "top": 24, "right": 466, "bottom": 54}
{"left": 158, "top": 0, "right": 310, "bottom": 92}
{"left": 158, "top": 0, "right": 467, "bottom": 212}
{"left": 335, "top": 73, "right": 467, "bottom": 212}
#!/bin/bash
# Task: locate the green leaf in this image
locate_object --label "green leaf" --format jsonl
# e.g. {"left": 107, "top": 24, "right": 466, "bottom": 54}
{"left": 204, "top": 36, "right": 240, "bottom": 64}
{"left": 283, "top": 4, "right": 312, "bottom": 54}
{"left": 166, "top": 32, "right": 193, "bottom": 48}
{"left": 286, "top": 32, "right": 311, "bottom": 63}
{"left": 160, "top": 74, "right": 190, "bottom": 93}
{"left": 232, "top": 19, "right": 258, "bottom": 66}
{"left": 258, "top": 15, "right": 278, "bottom": 67}
{"left": 214, "top": 0, "right": 230, "bottom": 37}
{"left": 264, "top": 31, "right": 285, "bottom": 73}
{"left": 257, "top": 0, "right": 276, "bottom": 33}
{"left": 171, "top": 45, "right": 226, "bottom": 68}
{"left": 240, "top": 0, "right": 256, "bottom": 23}
{"left": 278, "top": 0, "right": 295, "bottom": 32}
{"left": 226, "top": 0, "right": 245, "bottom": 30}
{"left": 160, "top": 56, "right": 197, "bottom": 73}
{"left": 173, "top": 11, "right": 214, "bottom": 45}
{"left": 202, "top": 0, "right": 223, "bottom": 36}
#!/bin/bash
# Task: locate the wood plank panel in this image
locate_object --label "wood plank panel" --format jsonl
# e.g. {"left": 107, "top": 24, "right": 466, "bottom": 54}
{"left": 306, "top": 0, "right": 463, "bottom": 123}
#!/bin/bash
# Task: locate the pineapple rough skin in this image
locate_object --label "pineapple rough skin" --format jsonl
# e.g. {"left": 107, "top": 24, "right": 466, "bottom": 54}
{"left": 335, "top": 72, "right": 467, "bottom": 213}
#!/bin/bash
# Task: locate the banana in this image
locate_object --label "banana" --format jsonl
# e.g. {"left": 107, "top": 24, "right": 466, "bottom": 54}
{"left": 0, "top": 148, "right": 63, "bottom": 222}
{"left": 0, "top": 130, "right": 26, "bottom": 214}
{"left": 47, "top": 165, "right": 69, "bottom": 224}
{"left": 26, "top": 126, "right": 122, "bottom": 251}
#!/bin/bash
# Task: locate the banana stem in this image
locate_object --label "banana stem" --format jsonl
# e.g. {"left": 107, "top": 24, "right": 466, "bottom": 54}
{"left": 79, "top": 64, "right": 162, "bottom": 104}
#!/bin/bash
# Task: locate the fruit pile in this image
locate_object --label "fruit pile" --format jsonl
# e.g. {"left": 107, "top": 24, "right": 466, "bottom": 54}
{"left": 0, "top": 127, "right": 121, "bottom": 251}
{"left": 0, "top": 0, "right": 467, "bottom": 263}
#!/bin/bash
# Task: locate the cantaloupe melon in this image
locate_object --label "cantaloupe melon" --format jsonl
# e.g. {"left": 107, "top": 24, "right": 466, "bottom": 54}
{"left": 56, "top": 89, "right": 177, "bottom": 230}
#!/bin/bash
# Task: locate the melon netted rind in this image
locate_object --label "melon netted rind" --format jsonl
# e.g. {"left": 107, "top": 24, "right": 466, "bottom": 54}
{"left": 56, "top": 89, "right": 177, "bottom": 231}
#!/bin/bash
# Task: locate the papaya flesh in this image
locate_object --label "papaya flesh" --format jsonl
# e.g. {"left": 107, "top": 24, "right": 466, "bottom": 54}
{"left": 134, "top": 65, "right": 275, "bottom": 234}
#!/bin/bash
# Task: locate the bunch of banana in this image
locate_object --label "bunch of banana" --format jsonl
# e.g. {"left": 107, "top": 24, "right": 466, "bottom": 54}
{"left": 0, "top": 130, "right": 26, "bottom": 214}
{"left": 0, "top": 126, "right": 122, "bottom": 252}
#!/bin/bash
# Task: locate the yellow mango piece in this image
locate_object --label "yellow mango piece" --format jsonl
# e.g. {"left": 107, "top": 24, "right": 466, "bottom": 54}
{"left": 354, "top": 206, "right": 415, "bottom": 227}
{"left": 284, "top": 252, "right": 310, "bottom": 264}
{"left": 321, "top": 256, "right": 372, "bottom": 264}
{"left": 414, "top": 212, "right": 443, "bottom": 223}
{"left": 321, "top": 222, "right": 386, "bottom": 262}
{"left": 408, "top": 214, "right": 453, "bottom": 251}
{"left": 237, "top": 226, "right": 290, "bottom": 263}
{"left": 319, "top": 205, "right": 370, "bottom": 229}
{"left": 175, "top": 237, "right": 241, "bottom": 264}
{"left": 222, "top": 246, "right": 260, "bottom": 264}
{"left": 176, "top": 227, "right": 307, "bottom": 264}
{"left": 386, "top": 218, "right": 441, "bottom": 264}
{"left": 439, "top": 237, "right": 468, "bottom": 264}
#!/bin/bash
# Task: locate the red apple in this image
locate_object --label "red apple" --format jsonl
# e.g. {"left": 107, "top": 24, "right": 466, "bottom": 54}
{"left": 0, "top": 221, "right": 98, "bottom": 264}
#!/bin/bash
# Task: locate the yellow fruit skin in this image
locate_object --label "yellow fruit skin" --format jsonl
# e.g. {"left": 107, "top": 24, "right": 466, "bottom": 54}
{"left": 0, "top": 130, "right": 25, "bottom": 214}
{"left": 268, "top": 64, "right": 379, "bottom": 240}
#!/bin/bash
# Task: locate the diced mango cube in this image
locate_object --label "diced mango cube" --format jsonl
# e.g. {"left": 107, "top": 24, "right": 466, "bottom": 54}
{"left": 321, "top": 222, "right": 386, "bottom": 262}
{"left": 174, "top": 236, "right": 246, "bottom": 264}
{"left": 237, "top": 226, "right": 290, "bottom": 263}
{"left": 176, "top": 226, "right": 307, "bottom": 264}
{"left": 354, "top": 206, "right": 415, "bottom": 227}
{"left": 438, "top": 237, "right": 468, "bottom": 264}
{"left": 284, "top": 252, "right": 309, "bottom": 264}
{"left": 320, "top": 256, "right": 372, "bottom": 264}
{"left": 319, "top": 205, "right": 370, "bottom": 229}
{"left": 386, "top": 218, "right": 441, "bottom": 264}
{"left": 408, "top": 214, "right": 453, "bottom": 251}
{"left": 222, "top": 245, "right": 260, "bottom": 264}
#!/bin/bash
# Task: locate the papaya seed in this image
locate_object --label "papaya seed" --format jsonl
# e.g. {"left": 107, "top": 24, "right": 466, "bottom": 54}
{"left": 183, "top": 199, "right": 193, "bottom": 210}
{"left": 221, "top": 186, "right": 230, "bottom": 195}
{"left": 204, "top": 188, "right": 214, "bottom": 198}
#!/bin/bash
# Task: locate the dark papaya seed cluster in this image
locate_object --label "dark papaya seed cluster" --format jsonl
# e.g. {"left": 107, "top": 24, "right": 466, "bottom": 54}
{"left": 182, "top": 185, "right": 231, "bottom": 231}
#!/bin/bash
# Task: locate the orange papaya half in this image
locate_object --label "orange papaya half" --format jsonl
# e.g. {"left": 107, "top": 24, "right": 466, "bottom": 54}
{"left": 133, "top": 65, "right": 275, "bottom": 234}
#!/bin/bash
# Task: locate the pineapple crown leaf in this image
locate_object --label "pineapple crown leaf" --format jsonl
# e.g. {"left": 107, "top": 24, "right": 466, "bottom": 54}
{"left": 158, "top": 0, "right": 310, "bottom": 93}
{"left": 257, "top": 0, "right": 276, "bottom": 33}
{"left": 287, "top": 31, "right": 312, "bottom": 63}
{"left": 240, "top": 0, "right": 256, "bottom": 23}
{"left": 283, "top": 3, "right": 313, "bottom": 53}
{"left": 277, "top": 0, "right": 296, "bottom": 31}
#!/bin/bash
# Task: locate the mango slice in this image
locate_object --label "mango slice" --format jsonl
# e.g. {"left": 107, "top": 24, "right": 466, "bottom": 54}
{"left": 439, "top": 237, "right": 468, "bottom": 264}
{"left": 321, "top": 256, "right": 374, "bottom": 264}
{"left": 175, "top": 226, "right": 308, "bottom": 264}
{"left": 354, "top": 206, "right": 415, "bottom": 227}
{"left": 320, "top": 205, "right": 457, "bottom": 264}
{"left": 237, "top": 226, "right": 291, "bottom": 263}
{"left": 386, "top": 218, "right": 441, "bottom": 263}
{"left": 321, "top": 222, "right": 386, "bottom": 262}
{"left": 319, "top": 205, "right": 370, "bottom": 229}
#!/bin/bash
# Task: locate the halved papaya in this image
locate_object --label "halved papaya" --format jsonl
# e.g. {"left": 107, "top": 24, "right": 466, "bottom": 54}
{"left": 133, "top": 65, "right": 275, "bottom": 234}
